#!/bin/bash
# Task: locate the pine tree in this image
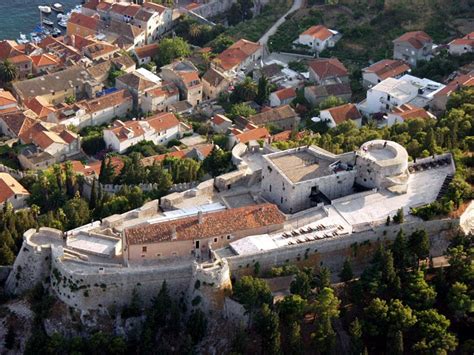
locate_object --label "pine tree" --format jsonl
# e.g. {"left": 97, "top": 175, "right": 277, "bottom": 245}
{"left": 256, "top": 75, "right": 270, "bottom": 105}
{"left": 387, "top": 330, "right": 404, "bottom": 355}
{"left": 339, "top": 259, "right": 354, "bottom": 282}
{"left": 349, "top": 318, "right": 364, "bottom": 355}
{"left": 392, "top": 229, "right": 408, "bottom": 271}
{"left": 89, "top": 178, "right": 97, "bottom": 210}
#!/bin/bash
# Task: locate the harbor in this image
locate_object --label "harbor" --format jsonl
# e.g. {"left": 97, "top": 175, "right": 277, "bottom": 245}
{"left": 0, "top": 1, "right": 82, "bottom": 42}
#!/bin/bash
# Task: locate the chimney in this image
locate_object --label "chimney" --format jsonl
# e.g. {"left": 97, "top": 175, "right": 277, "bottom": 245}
{"left": 171, "top": 226, "right": 177, "bottom": 240}
{"left": 197, "top": 211, "right": 203, "bottom": 224}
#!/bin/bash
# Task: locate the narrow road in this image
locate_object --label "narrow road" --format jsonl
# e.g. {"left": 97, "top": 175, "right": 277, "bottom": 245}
{"left": 258, "top": 0, "right": 304, "bottom": 46}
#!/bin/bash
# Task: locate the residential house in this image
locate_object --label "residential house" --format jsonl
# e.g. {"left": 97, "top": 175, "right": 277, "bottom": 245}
{"left": 296, "top": 25, "right": 340, "bottom": 53}
{"left": 18, "top": 123, "right": 81, "bottom": 169}
{"left": 308, "top": 58, "right": 349, "bottom": 84}
{"left": 304, "top": 83, "right": 352, "bottom": 107}
{"left": 160, "top": 60, "right": 203, "bottom": 106}
{"left": 448, "top": 32, "right": 474, "bottom": 56}
{"left": 0, "top": 173, "right": 30, "bottom": 209}
{"left": 103, "top": 112, "right": 181, "bottom": 153}
{"left": 362, "top": 59, "right": 410, "bottom": 88}
{"left": 83, "top": 41, "right": 120, "bottom": 62}
{"left": 359, "top": 75, "right": 445, "bottom": 114}
{"left": 38, "top": 36, "right": 82, "bottom": 63}
{"left": 227, "top": 127, "right": 270, "bottom": 149}
{"left": 9, "top": 54, "right": 33, "bottom": 79}
{"left": 79, "top": 89, "right": 133, "bottom": 127}
{"left": 253, "top": 63, "right": 285, "bottom": 83}
{"left": 12, "top": 65, "right": 102, "bottom": 105}
{"left": 383, "top": 104, "right": 435, "bottom": 127}
{"left": 202, "top": 67, "right": 232, "bottom": 100}
{"left": 115, "top": 68, "right": 161, "bottom": 107}
{"left": 318, "top": 103, "right": 362, "bottom": 128}
{"left": 0, "top": 110, "right": 37, "bottom": 138}
{"left": 134, "top": 43, "right": 159, "bottom": 65}
{"left": 213, "top": 39, "right": 263, "bottom": 75}
{"left": 24, "top": 96, "right": 56, "bottom": 120}
{"left": 106, "top": 20, "right": 146, "bottom": 50}
{"left": 210, "top": 114, "right": 232, "bottom": 134}
{"left": 248, "top": 105, "right": 300, "bottom": 131}
{"left": 141, "top": 82, "right": 180, "bottom": 114}
{"left": 432, "top": 72, "right": 474, "bottom": 111}
{"left": 393, "top": 31, "right": 433, "bottom": 66}
{"left": 0, "top": 90, "right": 19, "bottom": 115}
{"left": 67, "top": 12, "right": 101, "bottom": 37}
{"left": 133, "top": 4, "right": 173, "bottom": 44}
{"left": 269, "top": 87, "right": 297, "bottom": 107}
{"left": 30, "top": 53, "right": 61, "bottom": 74}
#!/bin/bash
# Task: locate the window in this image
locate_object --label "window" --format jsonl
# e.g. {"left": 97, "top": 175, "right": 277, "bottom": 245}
{"left": 227, "top": 235, "right": 231, "bottom": 240}
{"left": 269, "top": 185, "right": 272, "bottom": 192}
{"left": 142, "top": 246, "right": 147, "bottom": 252}
{"left": 156, "top": 253, "right": 161, "bottom": 257}
{"left": 214, "top": 237, "right": 218, "bottom": 243}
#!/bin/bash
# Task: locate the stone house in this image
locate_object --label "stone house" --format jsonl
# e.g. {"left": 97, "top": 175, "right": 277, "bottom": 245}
{"left": 296, "top": 25, "right": 340, "bottom": 53}
{"left": 0, "top": 173, "right": 30, "bottom": 210}
{"left": 141, "top": 82, "right": 180, "bottom": 114}
{"left": 308, "top": 58, "right": 349, "bottom": 85}
{"left": 160, "top": 60, "right": 203, "bottom": 107}
{"left": 319, "top": 103, "right": 362, "bottom": 128}
{"left": 269, "top": 87, "right": 297, "bottom": 107}
{"left": 202, "top": 68, "right": 232, "bottom": 101}
{"left": 248, "top": 105, "right": 300, "bottom": 131}
{"left": 393, "top": 31, "right": 433, "bottom": 66}
{"left": 362, "top": 59, "right": 410, "bottom": 88}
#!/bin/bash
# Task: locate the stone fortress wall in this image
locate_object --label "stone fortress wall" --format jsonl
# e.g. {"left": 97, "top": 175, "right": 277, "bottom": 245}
{"left": 6, "top": 217, "right": 458, "bottom": 311}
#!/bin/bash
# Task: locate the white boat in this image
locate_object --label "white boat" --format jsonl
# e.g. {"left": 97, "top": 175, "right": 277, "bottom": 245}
{"left": 43, "top": 18, "right": 54, "bottom": 26}
{"left": 51, "top": 3, "right": 64, "bottom": 13}
{"left": 38, "top": 5, "right": 52, "bottom": 14}
{"left": 17, "top": 33, "right": 29, "bottom": 44}
{"left": 58, "top": 20, "right": 68, "bottom": 28}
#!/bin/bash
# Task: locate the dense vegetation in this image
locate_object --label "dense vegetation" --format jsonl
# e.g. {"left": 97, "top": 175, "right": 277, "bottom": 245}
{"left": 229, "top": 230, "right": 473, "bottom": 354}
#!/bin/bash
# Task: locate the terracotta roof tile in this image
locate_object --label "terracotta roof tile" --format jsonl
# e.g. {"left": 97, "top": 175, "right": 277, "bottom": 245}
{"left": 323, "top": 103, "right": 362, "bottom": 125}
{"left": 308, "top": 58, "right": 348, "bottom": 80}
{"left": 249, "top": 105, "right": 298, "bottom": 126}
{"left": 0, "top": 90, "right": 17, "bottom": 107}
{"left": 235, "top": 127, "right": 270, "bottom": 144}
{"left": 215, "top": 39, "right": 262, "bottom": 71}
{"left": 274, "top": 87, "right": 297, "bottom": 101}
{"left": 69, "top": 12, "right": 100, "bottom": 32}
{"left": 301, "top": 25, "right": 333, "bottom": 41}
{"left": 80, "top": 89, "right": 132, "bottom": 114}
{"left": 363, "top": 59, "right": 410, "bottom": 80}
{"left": 125, "top": 203, "right": 285, "bottom": 244}
{"left": 0, "top": 173, "right": 29, "bottom": 203}
{"left": 135, "top": 43, "right": 159, "bottom": 59}
{"left": 393, "top": 31, "right": 432, "bottom": 49}
{"left": 146, "top": 112, "right": 180, "bottom": 132}
{"left": 0, "top": 111, "right": 37, "bottom": 137}
{"left": 24, "top": 96, "right": 56, "bottom": 120}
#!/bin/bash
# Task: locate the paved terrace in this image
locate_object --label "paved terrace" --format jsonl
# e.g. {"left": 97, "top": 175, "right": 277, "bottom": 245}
{"left": 332, "top": 164, "right": 453, "bottom": 226}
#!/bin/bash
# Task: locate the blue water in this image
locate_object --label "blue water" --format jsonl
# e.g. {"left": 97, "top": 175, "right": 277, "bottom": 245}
{"left": 0, "top": 0, "right": 81, "bottom": 40}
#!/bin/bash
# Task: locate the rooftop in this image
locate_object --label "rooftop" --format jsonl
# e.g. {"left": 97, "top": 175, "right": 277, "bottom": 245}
{"left": 268, "top": 148, "right": 335, "bottom": 183}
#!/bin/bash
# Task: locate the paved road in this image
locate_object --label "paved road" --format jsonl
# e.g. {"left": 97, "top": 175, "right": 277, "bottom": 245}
{"left": 258, "top": 0, "right": 304, "bottom": 45}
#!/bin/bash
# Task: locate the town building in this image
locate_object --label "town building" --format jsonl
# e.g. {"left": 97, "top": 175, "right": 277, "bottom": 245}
{"left": 308, "top": 58, "right": 349, "bottom": 84}
{"left": 318, "top": 103, "right": 362, "bottom": 128}
{"left": 210, "top": 114, "right": 233, "bottom": 134}
{"left": 67, "top": 12, "right": 101, "bottom": 37}
{"left": 304, "top": 83, "right": 352, "bottom": 107}
{"left": 362, "top": 59, "right": 411, "bottom": 88}
{"left": 432, "top": 72, "right": 474, "bottom": 111}
{"left": 248, "top": 105, "right": 300, "bottom": 131}
{"left": 0, "top": 89, "right": 19, "bottom": 115}
{"left": 202, "top": 67, "right": 233, "bottom": 101}
{"left": 141, "top": 82, "right": 180, "bottom": 114}
{"left": 134, "top": 43, "right": 159, "bottom": 65}
{"left": 295, "top": 25, "right": 340, "bottom": 53}
{"left": 269, "top": 87, "right": 297, "bottom": 107}
{"left": 115, "top": 68, "right": 162, "bottom": 107}
{"left": 212, "top": 39, "right": 263, "bottom": 75}
{"left": 393, "top": 31, "right": 434, "bottom": 66}
{"left": 103, "top": 112, "right": 181, "bottom": 153}
{"left": 359, "top": 74, "right": 445, "bottom": 114}
{"left": 382, "top": 104, "right": 435, "bottom": 127}
{"left": 448, "top": 32, "right": 474, "bottom": 55}
{"left": 160, "top": 60, "right": 203, "bottom": 107}
{"left": 0, "top": 173, "right": 30, "bottom": 209}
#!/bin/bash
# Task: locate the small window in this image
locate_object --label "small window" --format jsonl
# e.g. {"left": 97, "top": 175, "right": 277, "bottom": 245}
{"left": 214, "top": 237, "right": 218, "bottom": 243}
{"left": 142, "top": 246, "right": 147, "bottom": 252}
{"left": 227, "top": 235, "right": 231, "bottom": 240}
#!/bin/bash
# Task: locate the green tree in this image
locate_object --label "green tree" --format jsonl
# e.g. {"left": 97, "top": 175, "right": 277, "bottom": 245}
{"left": 156, "top": 37, "right": 191, "bottom": 66}
{"left": 233, "top": 276, "right": 272, "bottom": 322}
{"left": 230, "top": 77, "right": 258, "bottom": 103}
{"left": 316, "top": 266, "right": 332, "bottom": 289}
{"left": 286, "top": 321, "right": 304, "bottom": 355}
{"left": 0, "top": 60, "right": 17, "bottom": 83}
{"left": 408, "top": 229, "right": 430, "bottom": 266}
{"left": 387, "top": 330, "right": 404, "bottom": 355}
{"left": 403, "top": 270, "right": 437, "bottom": 310}
{"left": 349, "top": 318, "right": 364, "bottom": 355}
{"left": 187, "top": 309, "right": 208, "bottom": 344}
{"left": 202, "top": 147, "right": 233, "bottom": 177}
{"left": 228, "top": 102, "right": 256, "bottom": 119}
{"left": 393, "top": 208, "right": 404, "bottom": 224}
{"left": 391, "top": 229, "right": 409, "bottom": 271}
{"left": 0, "top": 242, "right": 15, "bottom": 265}
{"left": 99, "top": 157, "right": 117, "bottom": 185}
{"left": 290, "top": 271, "right": 312, "bottom": 299}
{"left": 255, "top": 304, "right": 281, "bottom": 355}
{"left": 447, "top": 282, "right": 473, "bottom": 319}
{"left": 412, "top": 309, "right": 457, "bottom": 354}
{"left": 255, "top": 75, "right": 270, "bottom": 105}
{"left": 119, "top": 152, "right": 146, "bottom": 185}
{"left": 147, "top": 162, "right": 173, "bottom": 197}
{"left": 318, "top": 95, "right": 345, "bottom": 110}
{"left": 63, "top": 193, "right": 91, "bottom": 230}
{"left": 339, "top": 259, "right": 354, "bottom": 282}
{"left": 277, "top": 294, "right": 307, "bottom": 323}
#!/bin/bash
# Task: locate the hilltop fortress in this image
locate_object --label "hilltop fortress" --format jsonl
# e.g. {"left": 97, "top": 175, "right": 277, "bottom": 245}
{"left": 6, "top": 140, "right": 463, "bottom": 312}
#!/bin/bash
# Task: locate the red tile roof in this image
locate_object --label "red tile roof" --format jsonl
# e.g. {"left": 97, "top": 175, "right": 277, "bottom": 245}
{"left": 391, "top": 104, "right": 432, "bottom": 120}
{"left": 0, "top": 90, "right": 17, "bottom": 107}
{"left": 393, "top": 31, "right": 432, "bottom": 49}
{"left": 24, "top": 96, "right": 56, "bottom": 119}
{"left": 69, "top": 12, "right": 100, "bottom": 32}
{"left": 31, "top": 53, "right": 61, "bottom": 68}
{"left": 434, "top": 73, "right": 474, "bottom": 98}
{"left": 301, "top": 25, "right": 333, "bottom": 41}
{"left": 235, "top": 127, "right": 270, "bottom": 144}
{"left": 125, "top": 203, "right": 285, "bottom": 244}
{"left": 0, "top": 111, "right": 37, "bottom": 137}
{"left": 273, "top": 87, "right": 297, "bottom": 101}
{"left": 135, "top": 43, "right": 159, "bottom": 59}
{"left": 211, "top": 114, "right": 231, "bottom": 125}
{"left": 0, "top": 173, "right": 29, "bottom": 203}
{"left": 308, "top": 58, "right": 348, "bottom": 80}
{"left": 323, "top": 103, "right": 362, "bottom": 125}
{"left": 147, "top": 112, "right": 180, "bottom": 132}
{"left": 81, "top": 89, "right": 132, "bottom": 114}
{"left": 216, "top": 39, "right": 262, "bottom": 71}
{"left": 363, "top": 59, "right": 410, "bottom": 80}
